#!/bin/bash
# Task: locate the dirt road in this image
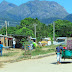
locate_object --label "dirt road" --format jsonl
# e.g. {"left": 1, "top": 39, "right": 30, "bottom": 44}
{"left": 0, "top": 55, "right": 72, "bottom": 72}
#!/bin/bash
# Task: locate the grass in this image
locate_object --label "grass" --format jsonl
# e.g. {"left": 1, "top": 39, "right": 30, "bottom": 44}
{"left": 31, "top": 48, "right": 55, "bottom": 56}
{"left": 0, "top": 44, "right": 67, "bottom": 63}
{"left": 21, "top": 44, "right": 67, "bottom": 57}
{"left": 43, "top": 44, "right": 66, "bottom": 48}
{"left": 22, "top": 45, "right": 57, "bottom": 56}
{"left": 2, "top": 52, "right": 18, "bottom": 57}
{"left": 30, "top": 44, "right": 66, "bottom": 56}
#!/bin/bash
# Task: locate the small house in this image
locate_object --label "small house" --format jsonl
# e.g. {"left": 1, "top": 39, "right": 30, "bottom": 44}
{"left": 0, "top": 34, "right": 13, "bottom": 47}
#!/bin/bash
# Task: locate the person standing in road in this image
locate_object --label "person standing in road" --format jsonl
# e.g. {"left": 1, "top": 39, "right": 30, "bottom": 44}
{"left": 56, "top": 45, "right": 63, "bottom": 64}
{"left": 0, "top": 42, "right": 3, "bottom": 56}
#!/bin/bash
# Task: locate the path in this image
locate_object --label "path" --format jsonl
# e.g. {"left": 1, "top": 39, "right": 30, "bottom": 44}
{"left": 0, "top": 55, "right": 72, "bottom": 72}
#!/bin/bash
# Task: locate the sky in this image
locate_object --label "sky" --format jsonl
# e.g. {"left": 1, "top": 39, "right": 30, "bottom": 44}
{"left": 0, "top": 0, "right": 72, "bottom": 14}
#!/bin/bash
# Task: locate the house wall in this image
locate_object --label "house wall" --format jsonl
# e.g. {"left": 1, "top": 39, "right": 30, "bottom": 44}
{"left": 0, "top": 35, "right": 13, "bottom": 47}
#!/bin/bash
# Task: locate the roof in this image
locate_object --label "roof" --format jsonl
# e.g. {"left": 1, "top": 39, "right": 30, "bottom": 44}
{"left": 0, "top": 34, "right": 13, "bottom": 38}
{"left": 42, "top": 37, "right": 51, "bottom": 40}
{"left": 8, "top": 34, "right": 27, "bottom": 37}
{"left": 56, "top": 37, "right": 67, "bottom": 40}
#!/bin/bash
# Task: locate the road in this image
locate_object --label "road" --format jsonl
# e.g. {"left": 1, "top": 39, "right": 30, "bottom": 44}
{"left": 0, "top": 55, "right": 72, "bottom": 72}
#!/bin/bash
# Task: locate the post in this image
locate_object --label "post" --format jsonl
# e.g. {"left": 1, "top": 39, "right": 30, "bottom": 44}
{"left": 33, "top": 24, "right": 37, "bottom": 38}
{"left": 8, "top": 21, "right": 9, "bottom": 26}
{"left": 53, "top": 22, "right": 55, "bottom": 41}
{"left": 5, "top": 21, "right": 7, "bottom": 36}
{"left": 5, "top": 21, "right": 8, "bottom": 46}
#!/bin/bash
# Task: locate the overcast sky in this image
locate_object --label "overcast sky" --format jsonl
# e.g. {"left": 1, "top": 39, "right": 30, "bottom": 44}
{"left": 0, "top": 0, "right": 72, "bottom": 14}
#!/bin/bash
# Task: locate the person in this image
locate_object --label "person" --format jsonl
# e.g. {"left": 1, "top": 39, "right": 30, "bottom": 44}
{"left": 29, "top": 39, "right": 33, "bottom": 50}
{"left": 33, "top": 41, "right": 36, "bottom": 49}
{"left": 28, "top": 45, "right": 30, "bottom": 50}
{"left": 0, "top": 42, "right": 3, "bottom": 56}
{"left": 13, "top": 40, "right": 16, "bottom": 48}
{"left": 56, "top": 45, "right": 63, "bottom": 64}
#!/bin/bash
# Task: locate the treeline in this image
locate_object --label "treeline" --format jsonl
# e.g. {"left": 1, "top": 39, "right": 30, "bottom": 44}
{"left": 0, "top": 18, "right": 72, "bottom": 41}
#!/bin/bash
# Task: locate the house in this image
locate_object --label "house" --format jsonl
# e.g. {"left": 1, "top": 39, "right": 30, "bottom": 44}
{"left": 11, "top": 35, "right": 28, "bottom": 48}
{"left": 0, "top": 34, "right": 13, "bottom": 47}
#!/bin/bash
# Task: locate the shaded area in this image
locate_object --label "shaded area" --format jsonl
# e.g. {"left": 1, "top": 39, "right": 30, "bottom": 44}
{"left": 51, "top": 61, "right": 72, "bottom": 64}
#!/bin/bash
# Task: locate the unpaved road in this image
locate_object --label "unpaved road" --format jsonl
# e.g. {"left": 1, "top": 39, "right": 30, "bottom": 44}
{"left": 0, "top": 55, "right": 72, "bottom": 72}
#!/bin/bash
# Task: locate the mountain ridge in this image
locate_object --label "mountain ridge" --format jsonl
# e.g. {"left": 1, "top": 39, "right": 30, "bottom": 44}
{"left": 0, "top": 0, "right": 70, "bottom": 26}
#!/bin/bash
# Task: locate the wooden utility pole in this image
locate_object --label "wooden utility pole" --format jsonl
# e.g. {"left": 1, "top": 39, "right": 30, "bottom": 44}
{"left": 5, "top": 21, "right": 8, "bottom": 46}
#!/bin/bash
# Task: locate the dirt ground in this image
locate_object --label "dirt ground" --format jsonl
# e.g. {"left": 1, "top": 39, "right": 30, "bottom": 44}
{"left": 0, "top": 55, "right": 72, "bottom": 72}
{"left": 0, "top": 48, "right": 23, "bottom": 62}
{"left": 0, "top": 47, "right": 54, "bottom": 62}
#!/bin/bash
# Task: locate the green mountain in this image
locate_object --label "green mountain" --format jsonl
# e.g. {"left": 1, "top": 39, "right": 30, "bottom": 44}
{"left": 8, "top": 0, "right": 68, "bottom": 19}
{"left": 0, "top": 0, "right": 69, "bottom": 27}
{"left": 63, "top": 14, "right": 72, "bottom": 22}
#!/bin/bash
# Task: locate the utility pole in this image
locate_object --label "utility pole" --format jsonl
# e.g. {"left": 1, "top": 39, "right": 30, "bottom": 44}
{"left": 5, "top": 21, "right": 7, "bottom": 36}
{"left": 5, "top": 21, "right": 8, "bottom": 46}
{"left": 53, "top": 22, "right": 55, "bottom": 41}
{"left": 33, "top": 24, "right": 37, "bottom": 38}
{"left": 8, "top": 21, "right": 9, "bottom": 26}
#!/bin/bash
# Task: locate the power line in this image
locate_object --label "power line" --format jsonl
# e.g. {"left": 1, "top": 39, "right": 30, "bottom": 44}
{"left": 0, "top": 19, "right": 20, "bottom": 23}
{"left": 0, "top": 20, "right": 20, "bottom": 28}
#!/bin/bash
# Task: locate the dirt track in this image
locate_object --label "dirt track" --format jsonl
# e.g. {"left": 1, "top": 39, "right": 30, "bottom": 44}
{"left": 0, "top": 55, "right": 72, "bottom": 72}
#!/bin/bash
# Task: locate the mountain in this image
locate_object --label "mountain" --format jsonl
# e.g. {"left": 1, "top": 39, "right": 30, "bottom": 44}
{"left": 0, "top": 0, "right": 19, "bottom": 21}
{"left": 8, "top": 1, "right": 68, "bottom": 19}
{"left": 0, "top": 0, "right": 69, "bottom": 26}
{"left": 63, "top": 14, "right": 72, "bottom": 22}
{"left": 40, "top": 17, "right": 62, "bottom": 24}
{"left": 0, "top": 0, "right": 17, "bottom": 12}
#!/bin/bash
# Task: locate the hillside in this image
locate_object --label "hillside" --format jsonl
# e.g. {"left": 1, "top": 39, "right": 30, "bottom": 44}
{"left": 63, "top": 14, "right": 72, "bottom": 22}
{"left": 0, "top": 0, "right": 69, "bottom": 27}
{"left": 8, "top": 1, "right": 68, "bottom": 19}
{"left": 0, "top": 0, "right": 17, "bottom": 12}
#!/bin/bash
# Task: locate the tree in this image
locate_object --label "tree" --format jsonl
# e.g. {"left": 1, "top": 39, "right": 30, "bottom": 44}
{"left": 15, "top": 27, "right": 34, "bottom": 37}
{"left": 47, "top": 20, "right": 72, "bottom": 37}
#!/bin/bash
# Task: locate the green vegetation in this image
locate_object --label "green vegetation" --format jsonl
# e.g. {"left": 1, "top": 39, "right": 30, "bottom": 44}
{"left": 48, "top": 20, "right": 72, "bottom": 37}
{"left": 0, "top": 45, "right": 66, "bottom": 62}
{"left": 22, "top": 45, "right": 58, "bottom": 56}
{"left": 31, "top": 45, "right": 56, "bottom": 56}
{"left": 0, "top": 18, "right": 72, "bottom": 41}
{"left": 0, "top": 18, "right": 48, "bottom": 42}
{"left": 2, "top": 52, "right": 18, "bottom": 57}
{"left": 31, "top": 48, "right": 54, "bottom": 56}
